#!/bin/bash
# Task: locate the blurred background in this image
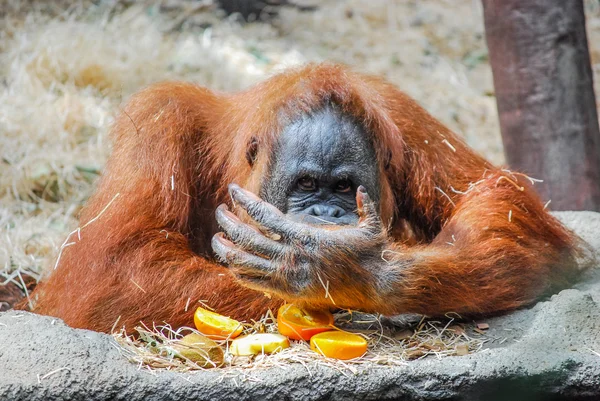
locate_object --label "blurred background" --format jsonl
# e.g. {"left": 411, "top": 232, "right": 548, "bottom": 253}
{"left": 2, "top": 0, "right": 600, "bottom": 286}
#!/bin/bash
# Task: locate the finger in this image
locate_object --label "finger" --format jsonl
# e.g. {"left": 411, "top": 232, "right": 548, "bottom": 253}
{"left": 356, "top": 186, "right": 379, "bottom": 225}
{"left": 211, "top": 233, "right": 275, "bottom": 275}
{"left": 215, "top": 204, "right": 286, "bottom": 257}
{"left": 228, "top": 183, "right": 312, "bottom": 240}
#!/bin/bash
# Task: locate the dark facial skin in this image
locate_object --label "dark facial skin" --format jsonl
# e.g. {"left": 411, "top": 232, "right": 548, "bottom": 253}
{"left": 260, "top": 105, "right": 380, "bottom": 225}
{"left": 212, "top": 106, "right": 389, "bottom": 308}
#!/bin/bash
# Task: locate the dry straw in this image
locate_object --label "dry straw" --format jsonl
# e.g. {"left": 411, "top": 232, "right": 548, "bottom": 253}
{"left": 112, "top": 309, "right": 486, "bottom": 376}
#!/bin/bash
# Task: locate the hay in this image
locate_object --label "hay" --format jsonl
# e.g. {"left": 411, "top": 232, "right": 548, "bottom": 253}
{"left": 112, "top": 310, "right": 487, "bottom": 375}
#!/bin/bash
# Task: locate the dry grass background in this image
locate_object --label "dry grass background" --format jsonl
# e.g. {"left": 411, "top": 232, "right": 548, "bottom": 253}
{"left": 2, "top": 0, "right": 600, "bottom": 295}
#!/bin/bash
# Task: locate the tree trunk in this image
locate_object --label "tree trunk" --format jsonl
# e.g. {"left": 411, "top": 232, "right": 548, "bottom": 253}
{"left": 482, "top": 0, "right": 600, "bottom": 211}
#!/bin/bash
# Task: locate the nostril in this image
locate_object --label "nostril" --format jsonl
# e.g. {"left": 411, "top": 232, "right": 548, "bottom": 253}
{"left": 329, "top": 206, "right": 345, "bottom": 218}
{"left": 308, "top": 205, "right": 322, "bottom": 216}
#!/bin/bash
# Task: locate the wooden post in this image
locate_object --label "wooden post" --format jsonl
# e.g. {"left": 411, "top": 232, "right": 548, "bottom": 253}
{"left": 482, "top": 0, "right": 600, "bottom": 211}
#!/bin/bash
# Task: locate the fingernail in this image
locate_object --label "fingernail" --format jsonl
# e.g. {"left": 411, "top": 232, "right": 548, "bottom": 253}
{"left": 228, "top": 183, "right": 239, "bottom": 198}
{"left": 357, "top": 185, "right": 367, "bottom": 194}
{"left": 241, "top": 188, "right": 261, "bottom": 201}
{"left": 223, "top": 209, "right": 241, "bottom": 222}
{"left": 214, "top": 232, "right": 235, "bottom": 246}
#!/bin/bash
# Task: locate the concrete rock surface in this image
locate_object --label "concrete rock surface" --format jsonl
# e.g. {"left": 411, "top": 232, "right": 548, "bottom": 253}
{"left": 1, "top": 211, "right": 599, "bottom": 401}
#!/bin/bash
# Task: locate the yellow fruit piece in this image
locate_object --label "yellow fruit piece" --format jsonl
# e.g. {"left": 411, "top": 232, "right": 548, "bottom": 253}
{"left": 310, "top": 331, "right": 368, "bottom": 360}
{"left": 173, "top": 333, "right": 224, "bottom": 368}
{"left": 229, "top": 333, "right": 290, "bottom": 356}
{"left": 193, "top": 306, "right": 244, "bottom": 340}
{"left": 277, "top": 304, "right": 334, "bottom": 341}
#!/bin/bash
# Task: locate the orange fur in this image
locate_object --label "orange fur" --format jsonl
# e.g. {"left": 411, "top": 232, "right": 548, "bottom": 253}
{"left": 26, "top": 63, "right": 583, "bottom": 332}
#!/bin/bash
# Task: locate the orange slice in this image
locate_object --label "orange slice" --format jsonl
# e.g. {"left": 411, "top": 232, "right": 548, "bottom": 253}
{"left": 310, "top": 331, "right": 368, "bottom": 360}
{"left": 277, "top": 304, "right": 334, "bottom": 341}
{"left": 193, "top": 306, "right": 244, "bottom": 340}
{"left": 229, "top": 333, "right": 290, "bottom": 356}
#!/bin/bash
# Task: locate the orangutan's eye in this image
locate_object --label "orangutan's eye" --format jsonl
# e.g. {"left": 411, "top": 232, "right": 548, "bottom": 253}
{"left": 335, "top": 179, "right": 352, "bottom": 193}
{"left": 297, "top": 176, "right": 317, "bottom": 191}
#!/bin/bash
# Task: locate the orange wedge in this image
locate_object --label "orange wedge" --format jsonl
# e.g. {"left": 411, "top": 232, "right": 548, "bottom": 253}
{"left": 277, "top": 304, "right": 334, "bottom": 341}
{"left": 193, "top": 306, "right": 244, "bottom": 340}
{"left": 310, "top": 331, "right": 368, "bottom": 360}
